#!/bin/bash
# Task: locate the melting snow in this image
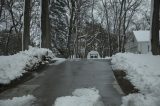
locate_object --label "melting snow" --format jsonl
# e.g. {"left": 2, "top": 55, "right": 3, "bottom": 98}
{"left": 0, "top": 95, "right": 36, "bottom": 106}
{"left": 53, "top": 88, "right": 104, "bottom": 106}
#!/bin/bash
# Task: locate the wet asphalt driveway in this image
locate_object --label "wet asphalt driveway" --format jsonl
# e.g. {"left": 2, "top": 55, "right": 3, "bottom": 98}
{"left": 0, "top": 59, "right": 123, "bottom": 106}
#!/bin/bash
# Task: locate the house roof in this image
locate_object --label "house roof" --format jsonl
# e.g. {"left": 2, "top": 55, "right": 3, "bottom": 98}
{"left": 88, "top": 51, "right": 99, "bottom": 55}
{"left": 133, "top": 30, "right": 160, "bottom": 42}
{"left": 133, "top": 31, "right": 150, "bottom": 42}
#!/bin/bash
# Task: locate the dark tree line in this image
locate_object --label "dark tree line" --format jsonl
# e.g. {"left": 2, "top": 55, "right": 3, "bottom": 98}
{"left": 1, "top": 0, "right": 159, "bottom": 57}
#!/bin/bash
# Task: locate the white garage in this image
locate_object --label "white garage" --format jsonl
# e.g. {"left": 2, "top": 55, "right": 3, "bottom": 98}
{"left": 87, "top": 51, "right": 101, "bottom": 59}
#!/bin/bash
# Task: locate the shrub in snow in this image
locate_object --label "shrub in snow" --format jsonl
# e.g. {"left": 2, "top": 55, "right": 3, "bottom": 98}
{"left": 0, "top": 95, "right": 36, "bottom": 106}
{"left": 0, "top": 46, "right": 55, "bottom": 84}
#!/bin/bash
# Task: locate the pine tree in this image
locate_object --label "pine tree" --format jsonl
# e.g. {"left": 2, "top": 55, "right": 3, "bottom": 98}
{"left": 50, "top": 0, "right": 68, "bottom": 57}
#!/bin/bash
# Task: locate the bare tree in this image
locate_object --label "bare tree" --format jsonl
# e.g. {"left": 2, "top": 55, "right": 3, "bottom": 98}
{"left": 67, "top": 0, "right": 75, "bottom": 57}
{"left": 101, "top": 0, "right": 142, "bottom": 54}
{"left": 101, "top": 0, "right": 112, "bottom": 56}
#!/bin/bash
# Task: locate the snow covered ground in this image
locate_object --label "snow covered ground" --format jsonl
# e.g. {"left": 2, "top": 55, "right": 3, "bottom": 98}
{"left": 0, "top": 95, "right": 36, "bottom": 106}
{"left": 53, "top": 88, "right": 104, "bottom": 106}
{"left": 0, "top": 46, "right": 55, "bottom": 84}
{"left": 111, "top": 53, "right": 160, "bottom": 106}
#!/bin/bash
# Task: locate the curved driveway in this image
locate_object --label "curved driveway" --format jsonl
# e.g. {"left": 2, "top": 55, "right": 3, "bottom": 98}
{"left": 0, "top": 59, "right": 123, "bottom": 106}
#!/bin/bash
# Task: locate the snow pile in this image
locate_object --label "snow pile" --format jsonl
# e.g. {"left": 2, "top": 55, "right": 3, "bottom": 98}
{"left": 0, "top": 95, "right": 36, "bottom": 106}
{"left": 111, "top": 53, "right": 160, "bottom": 106}
{"left": 104, "top": 56, "right": 111, "bottom": 60}
{"left": 121, "top": 93, "right": 160, "bottom": 106}
{"left": 53, "top": 88, "right": 104, "bottom": 106}
{"left": 0, "top": 46, "right": 55, "bottom": 84}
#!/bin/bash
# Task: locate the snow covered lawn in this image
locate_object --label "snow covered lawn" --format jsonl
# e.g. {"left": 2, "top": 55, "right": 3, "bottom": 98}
{"left": 111, "top": 53, "right": 160, "bottom": 106}
{"left": 0, "top": 95, "right": 36, "bottom": 106}
{"left": 0, "top": 46, "right": 55, "bottom": 84}
{"left": 53, "top": 88, "right": 104, "bottom": 106}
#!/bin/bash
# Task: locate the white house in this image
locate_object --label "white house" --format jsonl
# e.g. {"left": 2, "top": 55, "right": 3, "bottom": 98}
{"left": 125, "top": 31, "right": 152, "bottom": 54}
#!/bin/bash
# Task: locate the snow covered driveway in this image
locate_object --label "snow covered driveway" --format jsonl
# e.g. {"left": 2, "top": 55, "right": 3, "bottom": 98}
{"left": 0, "top": 60, "right": 122, "bottom": 106}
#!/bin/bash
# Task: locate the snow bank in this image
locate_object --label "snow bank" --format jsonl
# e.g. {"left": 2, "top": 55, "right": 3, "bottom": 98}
{"left": 121, "top": 93, "right": 160, "bottom": 106}
{"left": 51, "top": 58, "right": 66, "bottom": 65}
{"left": 111, "top": 53, "right": 160, "bottom": 106}
{"left": 53, "top": 88, "right": 104, "bottom": 106}
{"left": 0, "top": 46, "right": 55, "bottom": 84}
{"left": 104, "top": 56, "right": 111, "bottom": 60}
{"left": 0, "top": 95, "right": 36, "bottom": 106}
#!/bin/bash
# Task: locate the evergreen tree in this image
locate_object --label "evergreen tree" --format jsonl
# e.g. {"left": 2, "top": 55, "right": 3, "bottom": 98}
{"left": 50, "top": 0, "right": 68, "bottom": 57}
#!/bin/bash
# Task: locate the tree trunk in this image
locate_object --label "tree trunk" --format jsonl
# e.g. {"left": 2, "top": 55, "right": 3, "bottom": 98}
{"left": 122, "top": 0, "right": 126, "bottom": 52}
{"left": 4, "top": 34, "right": 10, "bottom": 55}
{"left": 151, "top": 0, "right": 160, "bottom": 55}
{"left": 23, "top": 0, "right": 31, "bottom": 50}
{"left": 0, "top": 0, "right": 4, "bottom": 18}
{"left": 67, "top": 0, "right": 75, "bottom": 58}
{"left": 102, "top": 0, "right": 112, "bottom": 56}
{"left": 41, "top": 0, "right": 51, "bottom": 49}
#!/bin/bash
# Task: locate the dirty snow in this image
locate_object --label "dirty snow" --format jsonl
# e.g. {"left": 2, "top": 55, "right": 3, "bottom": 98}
{"left": 0, "top": 95, "right": 36, "bottom": 106}
{"left": 111, "top": 53, "right": 160, "bottom": 106}
{"left": 0, "top": 46, "right": 55, "bottom": 84}
{"left": 53, "top": 88, "right": 104, "bottom": 106}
